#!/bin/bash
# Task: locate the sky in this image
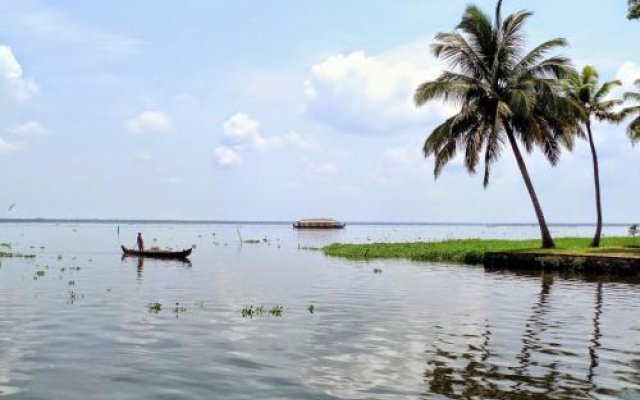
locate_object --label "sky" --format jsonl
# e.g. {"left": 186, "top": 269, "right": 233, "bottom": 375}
{"left": 0, "top": 0, "right": 638, "bottom": 223}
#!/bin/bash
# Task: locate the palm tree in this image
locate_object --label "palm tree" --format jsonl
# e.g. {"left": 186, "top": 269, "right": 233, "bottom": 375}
{"left": 414, "top": 0, "right": 579, "bottom": 248}
{"left": 564, "top": 66, "right": 622, "bottom": 247}
{"left": 622, "top": 79, "right": 640, "bottom": 143}
{"left": 629, "top": 0, "right": 640, "bottom": 19}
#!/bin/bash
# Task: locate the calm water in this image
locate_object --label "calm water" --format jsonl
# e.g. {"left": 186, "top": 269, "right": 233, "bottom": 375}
{"left": 0, "top": 222, "right": 638, "bottom": 399}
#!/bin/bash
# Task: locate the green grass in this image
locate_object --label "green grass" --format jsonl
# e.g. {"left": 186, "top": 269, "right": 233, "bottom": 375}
{"left": 323, "top": 236, "right": 640, "bottom": 265}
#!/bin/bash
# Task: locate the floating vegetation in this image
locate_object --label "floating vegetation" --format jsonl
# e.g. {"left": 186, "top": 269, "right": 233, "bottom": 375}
{"left": 270, "top": 305, "right": 284, "bottom": 316}
{"left": 57, "top": 255, "right": 63, "bottom": 260}
{"left": 0, "top": 243, "right": 11, "bottom": 249}
{"left": 68, "top": 280, "right": 75, "bottom": 286}
{"left": 35, "top": 270, "right": 45, "bottom": 277}
{"left": 0, "top": 251, "right": 35, "bottom": 259}
{"left": 308, "top": 304, "right": 315, "bottom": 314}
{"left": 243, "top": 239, "right": 261, "bottom": 244}
{"left": 60, "top": 267, "right": 66, "bottom": 272}
{"left": 173, "top": 302, "right": 187, "bottom": 314}
{"left": 67, "top": 290, "right": 83, "bottom": 304}
{"left": 241, "top": 304, "right": 285, "bottom": 318}
{"left": 373, "top": 268, "right": 383, "bottom": 274}
{"left": 147, "top": 301, "right": 162, "bottom": 313}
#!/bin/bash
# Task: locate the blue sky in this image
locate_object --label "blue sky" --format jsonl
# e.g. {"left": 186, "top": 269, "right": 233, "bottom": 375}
{"left": 0, "top": 0, "right": 638, "bottom": 222}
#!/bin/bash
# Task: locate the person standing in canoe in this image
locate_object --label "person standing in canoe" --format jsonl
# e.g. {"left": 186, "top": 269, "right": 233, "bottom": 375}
{"left": 137, "top": 232, "right": 144, "bottom": 251}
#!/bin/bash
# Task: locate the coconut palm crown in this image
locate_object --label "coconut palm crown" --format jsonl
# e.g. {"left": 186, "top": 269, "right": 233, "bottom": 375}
{"left": 564, "top": 66, "right": 622, "bottom": 247}
{"left": 622, "top": 79, "right": 640, "bottom": 143}
{"left": 414, "top": 0, "right": 580, "bottom": 248}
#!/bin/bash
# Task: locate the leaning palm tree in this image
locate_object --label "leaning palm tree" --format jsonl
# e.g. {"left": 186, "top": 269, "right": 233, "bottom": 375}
{"left": 622, "top": 79, "right": 640, "bottom": 143}
{"left": 414, "top": 0, "right": 579, "bottom": 248}
{"left": 564, "top": 66, "right": 622, "bottom": 247}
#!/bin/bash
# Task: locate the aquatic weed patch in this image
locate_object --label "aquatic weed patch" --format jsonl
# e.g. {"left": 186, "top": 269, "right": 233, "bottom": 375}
{"left": 241, "top": 304, "right": 285, "bottom": 318}
{"left": 323, "top": 237, "right": 638, "bottom": 265}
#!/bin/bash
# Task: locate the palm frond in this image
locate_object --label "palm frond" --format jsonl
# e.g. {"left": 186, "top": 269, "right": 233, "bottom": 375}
{"left": 594, "top": 80, "right": 622, "bottom": 103}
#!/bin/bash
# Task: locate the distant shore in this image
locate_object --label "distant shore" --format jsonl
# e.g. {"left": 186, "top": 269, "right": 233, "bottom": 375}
{"left": 0, "top": 218, "right": 635, "bottom": 227}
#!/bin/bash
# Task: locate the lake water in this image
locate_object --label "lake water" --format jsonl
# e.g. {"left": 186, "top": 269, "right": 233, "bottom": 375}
{"left": 0, "top": 222, "right": 638, "bottom": 399}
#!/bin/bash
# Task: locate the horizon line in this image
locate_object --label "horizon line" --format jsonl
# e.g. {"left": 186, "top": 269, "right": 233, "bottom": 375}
{"left": 0, "top": 217, "right": 634, "bottom": 227}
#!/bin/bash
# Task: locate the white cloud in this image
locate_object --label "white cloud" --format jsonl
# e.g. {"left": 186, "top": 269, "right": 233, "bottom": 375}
{"left": 285, "top": 131, "right": 322, "bottom": 151}
{"left": 214, "top": 146, "right": 243, "bottom": 167}
{"left": 12, "top": 120, "right": 46, "bottom": 135}
{"left": 222, "top": 112, "right": 283, "bottom": 151}
{"left": 305, "top": 45, "right": 451, "bottom": 134}
{"left": 0, "top": 45, "right": 38, "bottom": 102}
{"left": 126, "top": 111, "right": 173, "bottom": 134}
{"left": 0, "top": 137, "right": 22, "bottom": 154}
{"left": 616, "top": 61, "right": 640, "bottom": 91}
{"left": 216, "top": 113, "right": 321, "bottom": 168}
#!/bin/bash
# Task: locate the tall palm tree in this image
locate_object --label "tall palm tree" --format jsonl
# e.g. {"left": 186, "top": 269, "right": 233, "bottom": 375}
{"left": 565, "top": 66, "right": 622, "bottom": 247}
{"left": 622, "top": 79, "right": 640, "bottom": 143}
{"left": 414, "top": 0, "right": 579, "bottom": 248}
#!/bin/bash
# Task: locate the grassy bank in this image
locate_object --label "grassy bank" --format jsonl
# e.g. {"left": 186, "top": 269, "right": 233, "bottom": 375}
{"left": 323, "top": 237, "right": 640, "bottom": 265}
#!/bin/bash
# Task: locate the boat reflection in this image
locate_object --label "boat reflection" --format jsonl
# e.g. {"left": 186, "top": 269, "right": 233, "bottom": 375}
{"left": 120, "top": 255, "right": 191, "bottom": 280}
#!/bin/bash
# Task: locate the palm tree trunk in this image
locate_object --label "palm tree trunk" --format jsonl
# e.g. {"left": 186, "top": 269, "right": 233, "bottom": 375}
{"left": 586, "top": 121, "right": 603, "bottom": 247}
{"left": 503, "top": 121, "right": 555, "bottom": 248}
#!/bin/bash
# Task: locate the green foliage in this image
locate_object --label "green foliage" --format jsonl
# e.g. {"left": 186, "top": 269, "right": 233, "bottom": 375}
{"left": 622, "top": 80, "right": 640, "bottom": 143}
{"left": 241, "top": 304, "right": 284, "bottom": 318}
{"left": 565, "top": 66, "right": 622, "bottom": 123}
{"left": 629, "top": 0, "right": 640, "bottom": 19}
{"left": 323, "top": 237, "right": 637, "bottom": 265}
{"left": 629, "top": 224, "right": 638, "bottom": 237}
{"left": 414, "top": 0, "right": 578, "bottom": 187}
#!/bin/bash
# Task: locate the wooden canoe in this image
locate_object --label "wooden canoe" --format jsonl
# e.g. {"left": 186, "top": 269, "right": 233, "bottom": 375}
{"left": 121, "top": 245, "right": 192, "bottom": 259}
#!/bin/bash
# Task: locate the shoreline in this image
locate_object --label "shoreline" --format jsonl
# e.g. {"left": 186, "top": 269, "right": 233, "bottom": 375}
{"left": 323, "top": 237, "right": 640, "bottom": 275}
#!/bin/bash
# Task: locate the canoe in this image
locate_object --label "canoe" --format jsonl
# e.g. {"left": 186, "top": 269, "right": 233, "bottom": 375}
{"left": 121, "top": 245, "right": 192, "bottom": 259}
{"left": 293, "top": 218, "right": 346, "bottom": 229}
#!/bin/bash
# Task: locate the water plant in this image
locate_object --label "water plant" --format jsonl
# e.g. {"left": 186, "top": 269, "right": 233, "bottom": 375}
{"left": 173, "top": 302, "right": 187, "bottom": 314}
{"left": 67, "top": 290, "right": 83, "bottom": 304}
{"left": 241, "top": 304, "right": 284, "bottom": 318}
{"left": 243, "top": 239, "right": 261, "bottom": 244}
{"left": 373, "top": 268, "right": 383, "bottom": 274}
{"left": 147, "top": 301, "right": 162, "bottom": 313}
{"left": 307, "top": 304, "right": 315, "bottom": 314}
{"left": 269, "top": 305, "right": 284, "bottom": 317}
{"left": 324, "top": 236, "right": 639, "bottom": 265}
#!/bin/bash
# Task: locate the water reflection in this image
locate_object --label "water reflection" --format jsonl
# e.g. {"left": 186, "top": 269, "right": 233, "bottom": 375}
{"left": 137, "top": 257, "right": 144, "bottom": 280}
{"left": 120, "top": 255, "right": 191, "bottom": 281}
{"left": 422, "top": 273, "right": 640, "bottom": 399}
{"left": 587, "top": 282, "right": 602, "bottom": 388}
